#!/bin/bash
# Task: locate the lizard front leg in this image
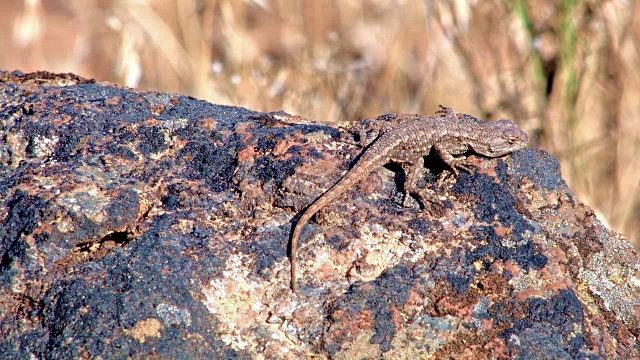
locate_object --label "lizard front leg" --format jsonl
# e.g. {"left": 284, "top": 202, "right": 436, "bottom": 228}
{"left": 433, "top": 143, "right": 475, "bottom": 177}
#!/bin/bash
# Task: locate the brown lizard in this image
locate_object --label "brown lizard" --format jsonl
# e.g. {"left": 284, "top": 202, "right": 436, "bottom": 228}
{"left": 290, "top": 105, "right": 528, "bottom": 292}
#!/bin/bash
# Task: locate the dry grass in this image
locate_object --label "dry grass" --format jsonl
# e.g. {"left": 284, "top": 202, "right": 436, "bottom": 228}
{"left": 2, "top": 0, "right": 640, "bottom": 247}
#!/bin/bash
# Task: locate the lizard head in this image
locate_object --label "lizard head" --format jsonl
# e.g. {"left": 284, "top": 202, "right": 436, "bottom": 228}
{"left": 472, "top": 119, "right": 529, "bottom": 156}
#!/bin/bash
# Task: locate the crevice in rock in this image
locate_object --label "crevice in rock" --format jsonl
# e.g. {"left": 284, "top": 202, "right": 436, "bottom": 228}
{"left": 65, "top": 231, "right": 133, "bottom": 266}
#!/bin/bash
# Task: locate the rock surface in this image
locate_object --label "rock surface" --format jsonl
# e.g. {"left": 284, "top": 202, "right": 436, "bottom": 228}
{"left": 1, "top": 71, "right": 639, "bottom": 358}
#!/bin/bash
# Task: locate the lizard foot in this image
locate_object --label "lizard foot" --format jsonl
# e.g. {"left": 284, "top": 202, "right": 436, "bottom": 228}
{"left": 447, "top": 157, "right": 475, "bottom": 176}
{"left": 435, "top": 105, "right": 458, "bottom": 120}
{"left": 403, "top": 189, "right": 444, "bottom": 215}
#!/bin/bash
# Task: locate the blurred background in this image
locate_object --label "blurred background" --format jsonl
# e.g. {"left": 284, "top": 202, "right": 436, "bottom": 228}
{"left": 1, "top": 0, "right": 639, "bottom": 248}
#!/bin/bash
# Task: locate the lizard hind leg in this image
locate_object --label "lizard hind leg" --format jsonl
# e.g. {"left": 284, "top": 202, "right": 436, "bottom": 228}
{"left": 400, "top": 156, "right": 443, "bottom": 211}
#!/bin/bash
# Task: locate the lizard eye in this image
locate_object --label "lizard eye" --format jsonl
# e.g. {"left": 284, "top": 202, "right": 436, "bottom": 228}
{"left": 503, "top": 129, "right": 521, "bottom": 143}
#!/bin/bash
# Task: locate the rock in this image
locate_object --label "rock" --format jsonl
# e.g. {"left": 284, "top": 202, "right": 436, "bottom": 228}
{"left": 1, "top": 71, "right": 638, "bottom": 358}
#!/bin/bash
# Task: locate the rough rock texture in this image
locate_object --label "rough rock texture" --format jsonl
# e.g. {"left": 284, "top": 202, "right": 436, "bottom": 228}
{"left": 1, "top": 71, "right": 639, "bottom": 359}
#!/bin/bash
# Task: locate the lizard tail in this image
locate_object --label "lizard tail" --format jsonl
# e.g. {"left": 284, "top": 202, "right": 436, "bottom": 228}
{"left": 290, "top": 206, "right": 317, "bottom": 292}
{"left": 291, "top": 196, "right": 335, "bottom": 292}
{"left": 290, "top": 158, "right": 379, "bottom": 292}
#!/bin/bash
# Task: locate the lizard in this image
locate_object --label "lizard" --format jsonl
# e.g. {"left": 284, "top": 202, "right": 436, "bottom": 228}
{"left": 289, "top": 105, "right": 529, "bottom": 293}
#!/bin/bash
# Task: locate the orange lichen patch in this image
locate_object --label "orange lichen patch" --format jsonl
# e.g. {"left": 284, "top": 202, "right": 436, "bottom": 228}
{"left": 481, "top": 337, "right": 509, "bottom": 356}
{"left": 479, "top": 317, "right": 496, "bottom": 331}
{"left": 503, "top": 260, "right": 522, "bottom": 277}
{"left": 475, "top": 158, "right": 499, "bottom": 178}
{"left": 537, "top": 266, "right": 567, "bottom": 283}
{"left": 148, "top": 103, "right": 165, "bottom": 115}
{"left": 126, "top": 318, "right": 163, "bottom": 343}
{"left": 403, "top": 289, "right": 427, "bottom": 314}
{"left": 238, "top": 178, "right": 264, "bottom": 200}
{"left": 389, "top": 305, "right": 404, "bottom": 330}
{"left": 492, "top": 224, "right": 512, "bottom": 237}
{"left": 293, "top": 156, "right": 344, "bottom": 182}
{"left": 234, "top": 122, "right": 254, "bottom": 142}
{"left": 547, "top": 246, "right": 569, "bottom": 264}
{"left": 515, "top": 288, "right": 544, "bottom": 302}
{"left": 435, "top": 296, "right": 475, "bottom": 318}
{"left": 199, "top": 118, "right": 218, "bottom": 131}
{"left": 140, "top": 117, "right": 163, "bottom": 127}
{"left": 272, "top": 139, "right": 299, "bottom": 157}
{"left": 541, "top": 280, "right": 572, "bottom": 293}
{"left": 328, "top": 309, "right": 375, "bottom": 340}
{"left": 237, "top": 146, "right": 257, "bottom": 163}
